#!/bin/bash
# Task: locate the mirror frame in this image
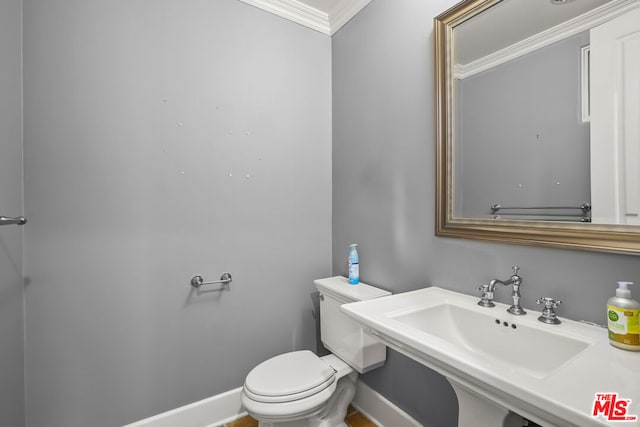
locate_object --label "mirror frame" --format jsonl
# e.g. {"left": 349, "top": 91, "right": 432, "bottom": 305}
{"left": 434, "top": 0, "right": 640, "bottom": 255}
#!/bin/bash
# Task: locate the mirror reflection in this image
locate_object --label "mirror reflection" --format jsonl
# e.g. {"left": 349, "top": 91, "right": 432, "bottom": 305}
{"left": 452, "top": 0, "right": 640, "bottom": 225}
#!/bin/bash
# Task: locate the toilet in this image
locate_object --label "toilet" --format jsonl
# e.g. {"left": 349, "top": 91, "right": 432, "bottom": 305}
{"left": 241, "top": 276, "right": 391, "bottom": 427}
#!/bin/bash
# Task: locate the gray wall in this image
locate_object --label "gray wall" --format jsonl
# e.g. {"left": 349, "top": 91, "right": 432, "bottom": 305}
{"left": 332, "top": 1, "right": 640, "bottom": 426}
{"left": 22, "top": 1, "right": 331, "bottom": 426}
{"left": 457, "top": 32, "right": 590, "bottom": 219}
{"left": 0, "top": 0, "right": 25, "bottom": 426}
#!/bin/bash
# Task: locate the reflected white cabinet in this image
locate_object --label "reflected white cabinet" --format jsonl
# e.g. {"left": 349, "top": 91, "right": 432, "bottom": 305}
{"left": 590, "top": 8, "right": 640, "bottom": 224}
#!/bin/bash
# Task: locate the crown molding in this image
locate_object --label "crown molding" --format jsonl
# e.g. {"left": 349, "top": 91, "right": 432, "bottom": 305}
{"left": 455, "top": 0, "right": 640, "bottom": 79}
{"left": 238, "top": 0, "right": 330, "bottom": 34}
{"left": 237, "top": 0, "right": 371, "bottom": 36}
{"left": 327, "top": 0, "right": 372, "bottom": 35}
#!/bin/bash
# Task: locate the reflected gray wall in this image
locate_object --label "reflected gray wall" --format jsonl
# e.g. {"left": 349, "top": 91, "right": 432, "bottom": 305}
{"left": 332, "top": 1, "right": 639, "bottom": 426}
{"left": 457, "top": 32, "right": 590, "bottom": 218}
{"left": 23, "top": 1, "right": 331, "bottom": 426}
{"left": 0, "top": 1, "right": 25, "bottom": 426}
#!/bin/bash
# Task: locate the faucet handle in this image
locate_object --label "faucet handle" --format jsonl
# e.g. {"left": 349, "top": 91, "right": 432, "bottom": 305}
{"left": 512, "top": 266, "right": 520, "bottom": 276}
{"left": 536, "top": 297, "right": 562, "bottom": 309}
{"left": 536, "top": 297, "right": 563, "bottom": 324}
{"left": 476, "top": 283, "right": 495, "bottom": 308}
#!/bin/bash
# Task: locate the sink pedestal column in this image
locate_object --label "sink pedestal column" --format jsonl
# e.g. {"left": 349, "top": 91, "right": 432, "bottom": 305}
{"left": 449, "top": 380, "right": 523, "bottom": 427}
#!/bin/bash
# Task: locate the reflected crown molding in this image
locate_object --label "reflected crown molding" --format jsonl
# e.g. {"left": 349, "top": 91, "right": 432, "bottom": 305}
{"left": 454, "top": 0, "right": 640, "bottom": 79}
{"left": 237, "top": 0, "right": 371, "bottom": 36}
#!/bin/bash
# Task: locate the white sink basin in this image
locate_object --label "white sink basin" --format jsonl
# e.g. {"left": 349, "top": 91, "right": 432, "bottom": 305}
{"left": 390, "top": 303, "right": 589, "bottom": 379}
{"left": 342, "top": 286, "right": 640, "bottom": 427}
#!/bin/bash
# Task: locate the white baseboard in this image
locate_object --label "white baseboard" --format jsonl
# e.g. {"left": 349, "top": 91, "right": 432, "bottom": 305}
{"left": 352, "top": 381, "right": 424, "bottom": 427}
{"left": 123, "top": 380, "right": 424, "bottom": 427}
{"left": 123, "top": 387, "right": 246, "bottom": 427}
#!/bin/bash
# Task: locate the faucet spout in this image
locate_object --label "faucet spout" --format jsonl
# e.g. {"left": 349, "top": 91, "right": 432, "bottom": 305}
{"left": 505, "top": 266, "right": 526, "bottom": 315}
{"left": 489, "top": 278, "right": 509, "bottom": 289}
{"left": 476, "top": 266, "right": 526, "bottom": 315}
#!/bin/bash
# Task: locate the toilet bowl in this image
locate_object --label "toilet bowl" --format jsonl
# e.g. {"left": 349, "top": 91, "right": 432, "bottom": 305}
{"left": 242, "top": 351, "right": 357, "bottom": 427}
{"left": 240, "top": 276, "right": 391, "bottom": 427}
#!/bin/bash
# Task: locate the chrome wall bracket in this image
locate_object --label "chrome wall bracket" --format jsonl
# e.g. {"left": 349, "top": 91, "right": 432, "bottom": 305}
{"left": 190, "top": 272, "right": 232, "bottom": 290}
{"left": 0, "top": 216, "right": 27, "bottom": 226}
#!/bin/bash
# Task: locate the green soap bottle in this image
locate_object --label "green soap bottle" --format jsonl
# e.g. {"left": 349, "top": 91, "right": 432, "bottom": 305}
{"left": 607, "top": 281, "right": 640, "bottom": 351}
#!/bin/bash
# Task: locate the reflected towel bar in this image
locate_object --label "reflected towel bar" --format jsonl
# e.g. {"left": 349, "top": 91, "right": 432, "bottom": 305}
{"left": 490, "top": 203, "right": 591, "bottom": 213}
{"left": 0, "top": 216, "right": 27, "bottom": 226}
{"left": 492, "top": 215, "right": 592, "bottom": 222}
{"left": 490, "top": 203, "right": 591, "bottom": 222}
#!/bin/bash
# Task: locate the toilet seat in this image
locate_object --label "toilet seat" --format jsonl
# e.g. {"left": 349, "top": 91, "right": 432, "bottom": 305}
{"left": 241, "top": 351, "right": 342, "bottom": 422}
{"left": 243, "top": 350, "right": 336, "bottom": 404}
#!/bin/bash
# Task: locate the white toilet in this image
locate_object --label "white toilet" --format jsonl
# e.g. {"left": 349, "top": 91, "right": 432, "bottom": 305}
{"left": 241, "top": 276, "right": 391, "bottom": 427}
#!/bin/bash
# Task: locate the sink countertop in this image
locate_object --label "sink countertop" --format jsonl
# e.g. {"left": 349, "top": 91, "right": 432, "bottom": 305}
{"left": 341, "top": 286, "right": 640, "bottom": 427}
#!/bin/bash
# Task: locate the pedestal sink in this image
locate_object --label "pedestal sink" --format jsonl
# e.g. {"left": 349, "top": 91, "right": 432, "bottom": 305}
{"left": 341, "top": 287, "right": 640, "bottom": 427}
{"left": 391, "top": 303, "right": 589, "bottom": 379}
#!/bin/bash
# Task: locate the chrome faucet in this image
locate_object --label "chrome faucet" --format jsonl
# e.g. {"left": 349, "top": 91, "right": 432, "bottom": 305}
{"left": 477, "top": 266, "right": 526, "bottom": 315}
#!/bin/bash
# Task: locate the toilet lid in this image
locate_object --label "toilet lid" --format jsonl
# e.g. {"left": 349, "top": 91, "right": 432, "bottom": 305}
{"left": 244, "top": 350, "right": 336, "bottom": 402}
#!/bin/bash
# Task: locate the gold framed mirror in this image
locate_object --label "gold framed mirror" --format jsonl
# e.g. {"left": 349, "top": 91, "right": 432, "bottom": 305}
{"left": 435, "top": 0, "right": 640, "bottom": 254}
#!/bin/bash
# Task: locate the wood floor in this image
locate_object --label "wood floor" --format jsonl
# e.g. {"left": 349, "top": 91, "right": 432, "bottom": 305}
{"left": 226, "top": 405, "right": 377, "bottom": 427}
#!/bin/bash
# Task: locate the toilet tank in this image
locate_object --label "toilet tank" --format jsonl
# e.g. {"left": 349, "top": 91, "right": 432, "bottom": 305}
{"left": 314, "top": 276, "right": 391, "bottom": 374}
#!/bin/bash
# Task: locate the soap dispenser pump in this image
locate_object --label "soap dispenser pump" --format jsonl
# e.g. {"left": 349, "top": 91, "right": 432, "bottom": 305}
{"left": 607, "top": 281, "right": 640, "bottom": 351}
